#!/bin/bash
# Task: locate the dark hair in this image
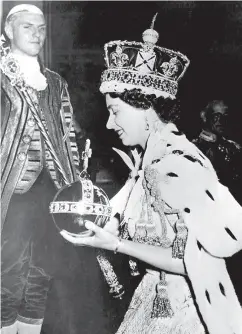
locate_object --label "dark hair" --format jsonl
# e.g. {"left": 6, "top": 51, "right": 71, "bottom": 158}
{"left": 109, "top": 88, "right": 181, "bottom": 124}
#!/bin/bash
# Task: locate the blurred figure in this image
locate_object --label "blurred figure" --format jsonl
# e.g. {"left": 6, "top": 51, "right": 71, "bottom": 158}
{"left": 193, "top": 100, "right": 242, "bottom": 204}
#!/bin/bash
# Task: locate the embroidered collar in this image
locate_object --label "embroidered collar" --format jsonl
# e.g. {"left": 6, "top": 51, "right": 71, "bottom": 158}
{"left": 0, "top": 41, "right": 47, "bottom": 91}
{"left": 10, "top": 53, "right": 47, "bottom": 91}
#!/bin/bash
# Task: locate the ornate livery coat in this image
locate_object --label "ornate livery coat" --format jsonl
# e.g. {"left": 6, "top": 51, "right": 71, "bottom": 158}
{"left": 1, "top": 67, "right": 80, "bottom": 227}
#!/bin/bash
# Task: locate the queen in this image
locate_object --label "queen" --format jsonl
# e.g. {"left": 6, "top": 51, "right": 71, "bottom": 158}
{"left": 61, "top": 14, "right": 242, "bottom": 334}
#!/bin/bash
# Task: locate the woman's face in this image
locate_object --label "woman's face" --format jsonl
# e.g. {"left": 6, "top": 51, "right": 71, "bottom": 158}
{"left": 105, "top": 94, "right": 147, "bottom": 148}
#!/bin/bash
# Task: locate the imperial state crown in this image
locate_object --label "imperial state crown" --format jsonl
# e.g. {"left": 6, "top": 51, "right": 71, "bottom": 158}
{"left": 100, "top": 13, "right": 190, "bottom": 100}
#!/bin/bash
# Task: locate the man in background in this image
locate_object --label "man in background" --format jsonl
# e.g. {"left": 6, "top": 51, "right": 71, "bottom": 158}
{"left": 193, "top": 100, "right": 242, "bottom": 306}
{"left": 193, "top": 100, "right": 242, "bottom": 204}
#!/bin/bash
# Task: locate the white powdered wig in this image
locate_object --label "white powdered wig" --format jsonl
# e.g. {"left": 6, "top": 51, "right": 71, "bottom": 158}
{"left": 6, "top": 4, "right": 44, "bottom": 20}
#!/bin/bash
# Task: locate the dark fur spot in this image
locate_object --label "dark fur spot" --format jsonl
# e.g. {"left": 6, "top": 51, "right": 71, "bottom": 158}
{"left": 199, "top": 153, "right": 206, "bottom": 160}
{"left": 219, "top": 283, "right": 226, "bottom": 296}
{"left": 167, "top": 143, "right": 171, "bottom": 147}
{"left": 184, "top": 155, "right": 197, "bottom": 163}
{"left": 171, "top": 130, "right": 183, "bottom": 136}
{"left": 152, "top": 159, "right": 161, "bottom": 164}
{"left": 197, "top": 240, "right": 202, "bottom": 251}
{"left": 172, "top": 150, "right": 183, "bottom": 155}
{"left": 225, "top": 227, "right": 237, "bottom": 240}
{"left": 184, "top": 208, "right": 190, "bottom": 213}
{"left": 206, "top": 190, "right": 214, "bottom": 201}
{"left": 196, "top": 159, "right": 204, "bottom": 167}
{"left": 205, "top": 290, "right": 211, "bottom": 304}
{"left": 167, "top": 172, "right": 178, "bottom": 177}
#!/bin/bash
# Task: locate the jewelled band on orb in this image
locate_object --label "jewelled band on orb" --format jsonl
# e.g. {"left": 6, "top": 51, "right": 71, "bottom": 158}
{"left": 49, "top": 201, "right": 112, "bottom": 217}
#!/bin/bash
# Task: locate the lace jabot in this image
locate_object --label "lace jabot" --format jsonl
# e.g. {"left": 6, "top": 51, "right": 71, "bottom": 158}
{"left": 11, "top": 53, "right": 47, "bottom": 91}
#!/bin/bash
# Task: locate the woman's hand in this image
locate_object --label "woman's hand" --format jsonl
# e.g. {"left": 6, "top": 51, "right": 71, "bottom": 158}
{"left": 60, "top": 219, "right": 185, "bottom": 275}
{"left": 103, "top": 216, "right": 120, "bottom": 236}
{"left": 60, "top": 220, "right": 119, "bottom": 251}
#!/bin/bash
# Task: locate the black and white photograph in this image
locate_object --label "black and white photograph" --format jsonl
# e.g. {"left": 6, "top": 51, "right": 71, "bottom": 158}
{"left": 1, "top": 1, "right": 242, "bottom": 333}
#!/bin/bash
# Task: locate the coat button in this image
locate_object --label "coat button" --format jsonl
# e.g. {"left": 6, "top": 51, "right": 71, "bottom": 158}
{"left": 45, "top": 151, "right": 51, "bottom": 159}
{"left": 22, "top": 135, "right": 31, "bottom": 144}
{"left": 18, "top": 152, "right": 26, "bottom": 161}
{"left": 27, "top": 118, "right": 35, "bottom": 126}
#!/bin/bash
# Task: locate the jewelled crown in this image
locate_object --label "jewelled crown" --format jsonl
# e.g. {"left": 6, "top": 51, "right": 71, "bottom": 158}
{"left": 100, "top": 13, "right": 190, "bottom": 100}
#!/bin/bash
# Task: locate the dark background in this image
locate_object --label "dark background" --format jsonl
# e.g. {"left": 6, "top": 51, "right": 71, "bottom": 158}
{"left": 48, "top": 1, "right": 242, "bottom": 146}
{"left": 48, "top": 1, "right": 242, "bottom": 185}
{"left": 1, "top": 1, "right": 242, "bottom": 333}
{"left": 2, "top": 1, "right": 242, "bottom": 184}
{"left": 3, "top": 1, "right": 242, "bottom": 146}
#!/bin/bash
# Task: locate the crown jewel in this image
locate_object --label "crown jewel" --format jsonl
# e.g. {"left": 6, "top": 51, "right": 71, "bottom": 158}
{"left": 100, "top": 14, "right": 190, "bottom": 99}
